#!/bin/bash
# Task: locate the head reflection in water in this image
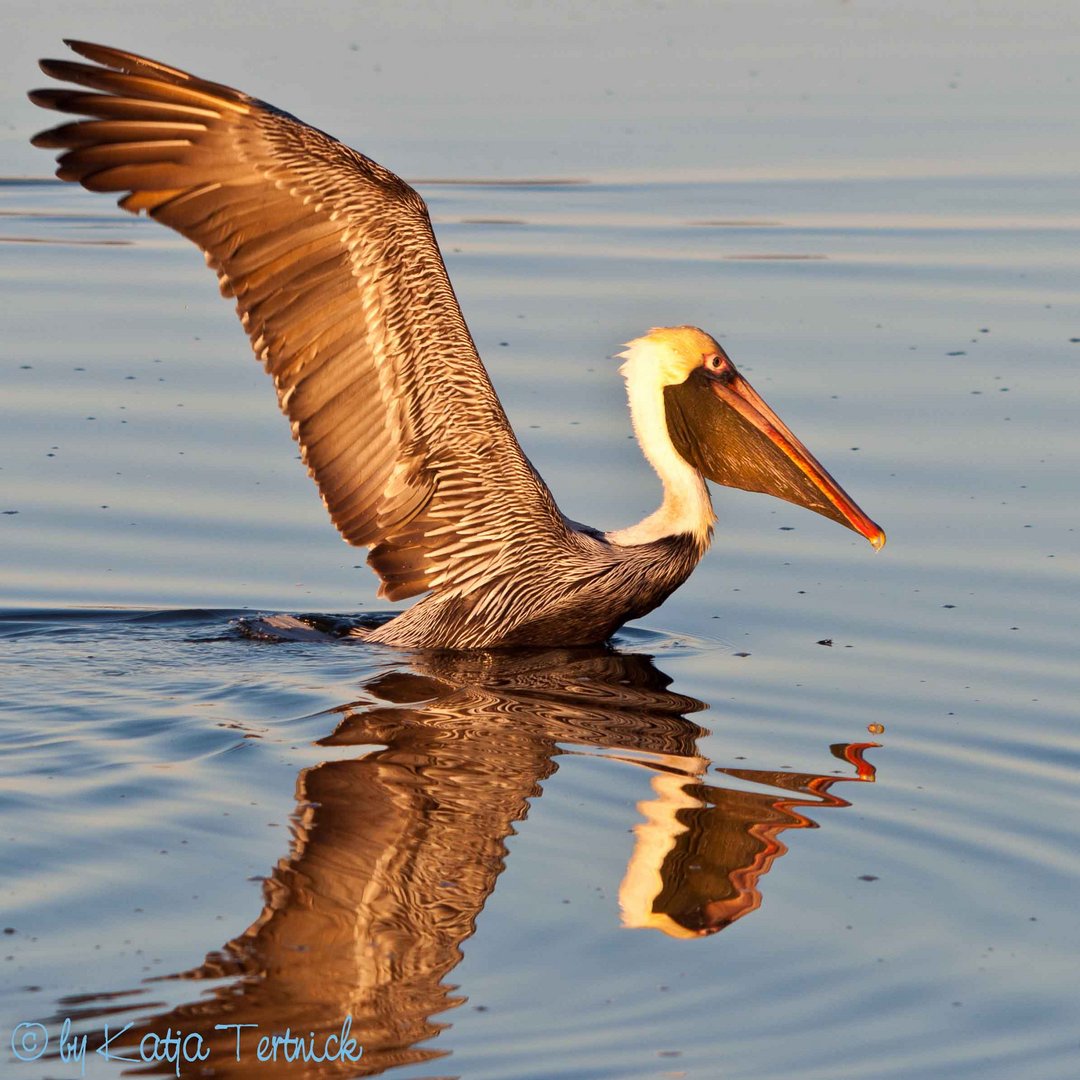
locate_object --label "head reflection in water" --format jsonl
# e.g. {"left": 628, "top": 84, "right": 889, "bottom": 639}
{"left": 619, "top": 740, "right": 877, "bottom": 937}
{"left": 51, "top": 641, "right": 878, "bottom": 1077}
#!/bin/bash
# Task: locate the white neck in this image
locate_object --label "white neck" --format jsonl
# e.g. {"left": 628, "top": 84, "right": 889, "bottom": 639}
{"left": 606, "top": 348, "right": 715, "bottom": 548}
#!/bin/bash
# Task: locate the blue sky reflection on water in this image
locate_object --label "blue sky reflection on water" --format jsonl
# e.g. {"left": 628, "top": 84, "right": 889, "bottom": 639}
{"left": 1, "top": 3, "right": 1079, "bottom": 1079}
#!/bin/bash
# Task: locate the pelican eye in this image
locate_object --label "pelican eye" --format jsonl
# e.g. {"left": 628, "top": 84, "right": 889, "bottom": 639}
{"left": 704, "top": 353, "right": 730, "bottom": 376}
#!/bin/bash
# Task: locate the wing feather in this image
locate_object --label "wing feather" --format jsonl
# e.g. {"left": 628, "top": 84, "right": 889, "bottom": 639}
{"left": 31, "top": 41, "right": 568, "bottom": 600}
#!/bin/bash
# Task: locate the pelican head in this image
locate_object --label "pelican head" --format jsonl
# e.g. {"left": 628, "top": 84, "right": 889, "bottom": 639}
{"left": 619, "top": 326, "right": 885, "bottom": 549}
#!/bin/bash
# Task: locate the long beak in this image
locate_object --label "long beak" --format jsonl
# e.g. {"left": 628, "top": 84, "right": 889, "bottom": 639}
{"left": 664, "top": 366, "right": 885, "bottom": 549}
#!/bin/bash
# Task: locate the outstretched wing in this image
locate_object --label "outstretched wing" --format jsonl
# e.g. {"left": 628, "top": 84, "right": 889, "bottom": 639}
{"left": 30, "top": 41, "right": 568, "bottom": 601}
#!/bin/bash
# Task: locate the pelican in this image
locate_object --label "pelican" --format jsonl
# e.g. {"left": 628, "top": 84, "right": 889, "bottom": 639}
{"left": 29, "top": 42, "right": 884, "bottom": 650}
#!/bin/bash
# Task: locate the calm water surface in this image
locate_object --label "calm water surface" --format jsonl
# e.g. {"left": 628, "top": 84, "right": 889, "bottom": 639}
{"left": 2, "top": 5, "right": 1080, "bottom": 1079}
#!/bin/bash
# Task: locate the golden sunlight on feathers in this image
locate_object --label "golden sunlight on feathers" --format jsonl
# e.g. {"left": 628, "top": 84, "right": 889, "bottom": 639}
{"left": 30, "top": 42, "right": 883, "bottom": 649}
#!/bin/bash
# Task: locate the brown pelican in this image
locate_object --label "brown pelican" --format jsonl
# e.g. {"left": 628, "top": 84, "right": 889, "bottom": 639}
{"left": 29, "top": 42, "right": 884, "bottom": 650}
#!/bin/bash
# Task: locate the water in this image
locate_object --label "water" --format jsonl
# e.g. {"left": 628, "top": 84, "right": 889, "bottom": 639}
{"left": 2, "top": 4, "right": 1080, "bottom": 1078}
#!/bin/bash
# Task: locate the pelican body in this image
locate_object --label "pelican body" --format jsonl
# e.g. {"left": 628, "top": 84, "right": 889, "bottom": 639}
{"left": 29, "top": 43, "right": 884, "bottom": 650}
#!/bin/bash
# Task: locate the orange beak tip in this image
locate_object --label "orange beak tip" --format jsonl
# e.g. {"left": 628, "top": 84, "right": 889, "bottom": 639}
{"left": 868, "top": 527, "right": 886, "bottom": 552}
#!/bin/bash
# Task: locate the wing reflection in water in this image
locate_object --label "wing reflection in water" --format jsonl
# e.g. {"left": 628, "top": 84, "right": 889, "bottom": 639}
{"left": 51, "top": 644, "right": 877, "bottom": 1076}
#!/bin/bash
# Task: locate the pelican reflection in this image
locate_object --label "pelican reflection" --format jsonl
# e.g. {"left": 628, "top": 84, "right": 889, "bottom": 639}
{"left": 51, "top": 645, "right": 877, "bottom": 1076}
